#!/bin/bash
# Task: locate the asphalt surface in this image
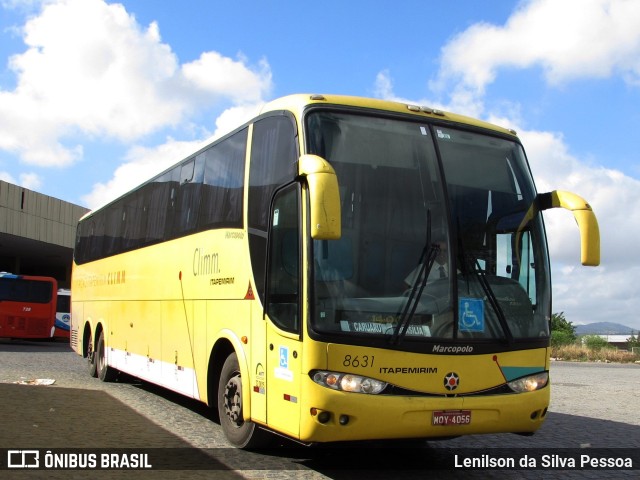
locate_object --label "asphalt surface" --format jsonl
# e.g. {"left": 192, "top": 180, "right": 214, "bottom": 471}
{"left": 0, "top": 338, "right": 639, "bottom": 479}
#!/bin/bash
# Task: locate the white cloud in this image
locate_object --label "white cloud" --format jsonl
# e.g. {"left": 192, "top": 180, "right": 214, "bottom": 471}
{"left": 434, "top": 0, "right": 640, "bottom": 97}
{"left": 0, "top": 171, "right": 17, "bottom": 183}
{"left": 0, "top": 0, "right": 272, "bottom": 167}
{"left": 0, "top": 170, "right": 42, "bottom": 189}
{"left": 182, "top": 52, "right": 271, "bottom": 104}
{"left": 19, "top": 172, "right": 42, "bottom": 190}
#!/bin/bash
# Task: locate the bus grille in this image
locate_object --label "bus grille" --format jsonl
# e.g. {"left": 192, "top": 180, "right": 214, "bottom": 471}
{"left": 70, "top": 329, "right": 78, "bottom": 349}
{"left": 7, "top": 316, "right": 49, "bottom": 337}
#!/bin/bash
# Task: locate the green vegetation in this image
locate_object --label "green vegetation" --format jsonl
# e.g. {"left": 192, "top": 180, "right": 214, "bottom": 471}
{"left": 581, "top": 334, "right": 611, "bottom": 351}
{"left": 549, "top": 312, "right": 577, "bottom": 347}
{"left": 549, "top": 313, "right": 640, "bottom": 363}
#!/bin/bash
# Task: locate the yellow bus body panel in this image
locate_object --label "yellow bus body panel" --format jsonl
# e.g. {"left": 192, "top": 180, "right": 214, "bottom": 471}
{"left": 72, "top": 228, "right": 253, "bottom": 402}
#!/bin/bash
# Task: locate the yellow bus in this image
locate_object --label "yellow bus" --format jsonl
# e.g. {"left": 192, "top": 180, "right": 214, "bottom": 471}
{"left": 71, "top": 94, "right": 599, "bottom": 448}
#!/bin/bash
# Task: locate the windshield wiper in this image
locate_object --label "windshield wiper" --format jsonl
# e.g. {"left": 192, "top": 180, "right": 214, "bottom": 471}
{"left": 458, "top": 249, "right": 514, "bottom": 343}
{"left": 474, "top": 259, "right": 513, "bottom": 342}
{"left": 390, "top": 244, "right": 439, "bottom": 345}
{"left": 391, "top": 213, "right": 439, "bottom": 345}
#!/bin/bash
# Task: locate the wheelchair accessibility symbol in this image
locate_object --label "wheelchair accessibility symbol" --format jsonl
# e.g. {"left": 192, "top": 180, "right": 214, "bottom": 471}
{"left": 458, "top": 298, "right": 484, "bottom": 332}
{"left": 275, "top": 346, "right": 293, "bottom": 382}
{"left": 279, "top": 346, "right": 288, "bottom": 369}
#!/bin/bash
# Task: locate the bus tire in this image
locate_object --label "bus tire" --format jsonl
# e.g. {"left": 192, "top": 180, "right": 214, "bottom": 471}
{"left": 96, "top": 331, "right": 116, "bottom": 382}
{"left": 217, "top": 353, "right": 271, "bottom": 449}
{"left": 87, "top": 330, "right": 97, "bottom": 378}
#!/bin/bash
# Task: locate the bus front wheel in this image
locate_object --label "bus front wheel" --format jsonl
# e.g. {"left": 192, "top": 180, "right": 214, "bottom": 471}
{"left": 217, "top": 353, "right": 270, "bottom": 449}
{"left": 96, "top": 331, "right": 116, "bottom": 382}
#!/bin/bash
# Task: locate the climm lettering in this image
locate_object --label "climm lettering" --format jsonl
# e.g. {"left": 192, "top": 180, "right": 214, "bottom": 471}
{"left": 193, "top": 248, "right": 220, "bottom": 276}
{"left": 107, "top": 270, "right": 125, "bottom": 285}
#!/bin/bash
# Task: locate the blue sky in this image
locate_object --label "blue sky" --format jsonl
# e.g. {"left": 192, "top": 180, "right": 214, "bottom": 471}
{"left": 1, "top": 0, "right": 640, "bottom": 330}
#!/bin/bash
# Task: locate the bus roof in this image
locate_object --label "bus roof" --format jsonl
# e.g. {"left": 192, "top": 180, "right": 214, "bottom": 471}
{"left": 259, "top": 94, "right": 518, "bottom": 137}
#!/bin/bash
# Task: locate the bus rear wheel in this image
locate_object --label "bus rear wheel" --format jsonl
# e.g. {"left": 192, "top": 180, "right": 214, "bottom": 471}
{"left": 87, "top": 329, "right": 97, "bottom": 378}
{"left": 217, "top": 353, "right": 271, "bottom": 449}
{"left": 96, "top": 331, "right": 116, "bottom": 382}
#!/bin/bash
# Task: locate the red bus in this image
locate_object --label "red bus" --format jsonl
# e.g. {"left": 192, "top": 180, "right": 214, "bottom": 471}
{"left": 0, "top": 273, "right": 58, "bottom": 339}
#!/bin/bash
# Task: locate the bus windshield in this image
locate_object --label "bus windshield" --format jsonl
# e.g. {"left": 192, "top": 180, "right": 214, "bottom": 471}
{"left": 0, "top": 275, "right": 53, "bottom": 303}
{"left": 306, "top": 111, "right": 550, "bottom": 344}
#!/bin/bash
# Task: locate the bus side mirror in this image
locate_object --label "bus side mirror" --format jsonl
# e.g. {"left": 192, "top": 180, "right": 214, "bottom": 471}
{"left": 298, "top": 154, "right": 341, "bottom": 240}
{"left": 539, "top": 190, "right": 601, "bottom": 266}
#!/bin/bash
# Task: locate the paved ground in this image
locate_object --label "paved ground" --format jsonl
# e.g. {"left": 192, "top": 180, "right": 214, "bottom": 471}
{"left": 0, "top": 339, "right": 638, "bottom": 479}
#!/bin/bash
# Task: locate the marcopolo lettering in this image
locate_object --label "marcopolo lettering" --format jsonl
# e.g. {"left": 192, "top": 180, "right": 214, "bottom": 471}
{"left": 432, "top": 344, "right": 474, "bottom": 354}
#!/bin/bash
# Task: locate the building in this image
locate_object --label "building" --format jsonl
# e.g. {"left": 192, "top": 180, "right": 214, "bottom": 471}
{"left": 585, "top": 335, "right": 635, "bottom": 350}
{"left": 0, "top": 180, "right": 89, "bottom": 288}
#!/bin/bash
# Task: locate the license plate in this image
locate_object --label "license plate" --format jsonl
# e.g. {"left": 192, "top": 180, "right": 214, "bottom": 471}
{"left": 432, "top": 410, "right": 471, "bottom": 426}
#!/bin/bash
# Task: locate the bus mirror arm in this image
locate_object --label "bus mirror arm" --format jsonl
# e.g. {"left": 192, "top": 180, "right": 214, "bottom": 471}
{"left": 298, "top": 154, "right": 342, "bottom": 240}
{"left": 522, "top": 190, "right": 600, "bottom": 267}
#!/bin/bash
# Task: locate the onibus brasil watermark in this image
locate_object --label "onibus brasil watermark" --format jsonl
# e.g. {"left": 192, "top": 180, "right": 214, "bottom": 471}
{"left": 6, "top": 450, "right": 151, "bottom": 470}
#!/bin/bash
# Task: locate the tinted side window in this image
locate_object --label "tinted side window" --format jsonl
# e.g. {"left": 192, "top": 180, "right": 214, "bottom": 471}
{"left": 90, "top": 212, "right": 105, "bottom": 261}
{"left": 146, "top": 172, "right": 173, "bottom": 243}
{"left": 75, "top": 219, "right": 93, "bottom": 264}
{"left": 198, "top": 128, "right": 247, "bottom": 229}
{"left": 122, "top": 190, "right": 145, "bottom": 251}
{"left": 74, "top": 128, "right": 249, "bottom": 264}
{"left": 174, "top": 158, "right": 201, "bottom": 236}
{"left": 248, "top": 115, "right": 297, "bottom": 302}
{"left": 248, "top": 116, "right": 297, "bottom": 231}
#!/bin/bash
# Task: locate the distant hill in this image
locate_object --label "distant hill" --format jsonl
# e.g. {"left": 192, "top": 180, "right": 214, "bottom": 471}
{"left": 575, "top": 322, "right": 636, "bottom": 335}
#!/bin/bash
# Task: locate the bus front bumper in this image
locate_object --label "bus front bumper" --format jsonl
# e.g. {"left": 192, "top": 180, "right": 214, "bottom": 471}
{"left": 299, "top": 381, "right": 549, "bottom": 443}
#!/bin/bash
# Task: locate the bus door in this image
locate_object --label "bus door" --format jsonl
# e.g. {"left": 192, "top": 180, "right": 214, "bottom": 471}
{"left": 264, "top": 184, "right": 302, "bottom": 438}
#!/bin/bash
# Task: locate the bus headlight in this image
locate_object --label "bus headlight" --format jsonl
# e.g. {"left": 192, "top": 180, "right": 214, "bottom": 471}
{"left": 507, "top": 372, "right": 549, "bottom": 393}
{"left": 311, "top": 370, "right": 387, "bottom": 394}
